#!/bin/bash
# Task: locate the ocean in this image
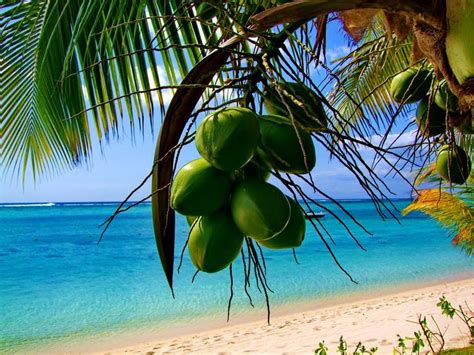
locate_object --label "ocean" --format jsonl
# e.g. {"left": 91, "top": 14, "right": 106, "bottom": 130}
{"left": 1, "top": 200, "right": 472, "bottom": 352}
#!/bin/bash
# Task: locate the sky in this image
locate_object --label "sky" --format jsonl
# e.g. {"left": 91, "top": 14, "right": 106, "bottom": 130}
{"left": 0, "top": 19, "right": 416, "bottom": 203}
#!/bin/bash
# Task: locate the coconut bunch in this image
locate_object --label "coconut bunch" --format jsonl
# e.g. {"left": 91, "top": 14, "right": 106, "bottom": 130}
{"left": 344, "top": 4, "right": 474, "bottom": 133}
{"left": 389, "top": 67, "right": 472, "bottom": 185}
{"left": 390, "top": 66, "right": 442, "bottom": 137}
{"left": 390, "top": 67, "right": 473, "bottom": 136}
{"left": 170, "top": 102, "right": 319, "bottom": 273}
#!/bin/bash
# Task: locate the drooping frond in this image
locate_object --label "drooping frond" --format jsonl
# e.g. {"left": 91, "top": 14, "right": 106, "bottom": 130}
{"left": 402, "top": 189, "right": 474, "bottom": 255}
{"left": 1, "top": 2, "right": 91, "bottom": 180}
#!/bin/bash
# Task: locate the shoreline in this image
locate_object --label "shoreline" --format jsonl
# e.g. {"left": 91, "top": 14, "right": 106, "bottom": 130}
{"left": 271, "top": 270, "right": 474, "bottom": 317}
{"left": 30, "top": 272, "right": 473, "bottom": 354}
{"left": 105, "top": 276, "right": 474, "bottom": 354}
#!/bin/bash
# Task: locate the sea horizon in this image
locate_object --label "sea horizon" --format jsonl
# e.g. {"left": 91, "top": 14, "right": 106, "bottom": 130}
{"left": 0, "top": 196, "right": 414, "bottom": 206}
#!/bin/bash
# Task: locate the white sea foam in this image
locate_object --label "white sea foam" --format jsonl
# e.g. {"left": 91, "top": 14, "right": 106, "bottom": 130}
{"left": 0, "top": 203, "right": 55, "bottom": 208}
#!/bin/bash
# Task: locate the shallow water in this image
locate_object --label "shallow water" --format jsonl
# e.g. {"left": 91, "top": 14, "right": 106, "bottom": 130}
{"left": 1, "top": 200, "right": 472, "bottom": 352}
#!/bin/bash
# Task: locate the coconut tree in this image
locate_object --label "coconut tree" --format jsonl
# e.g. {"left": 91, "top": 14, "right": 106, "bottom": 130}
{"left": 2, "top": 1, "right": 472, "bottom": 312}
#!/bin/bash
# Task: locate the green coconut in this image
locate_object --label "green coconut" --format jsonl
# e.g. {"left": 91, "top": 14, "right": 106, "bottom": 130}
{"left": 434, "top": 80, "right": 459, "bottom": 113}
{"left": 416, "top": 98, "right": 446, "bottom": 137}
{"left": 196, "top": 2, "right": 219, "bottom": 21}
{"left": 230, "top": 180, "right": 290, "bottom": 241}
{"left": 188, "top": 210, "right": 244, "bottom": 273}
{"left": 170, "top": 158, "right": 232, "bottom": 216}
{"left": 240, "top": 155, "right": 271, "bottom": 181}
{"left": 263, "top": 81, "right": 328, "bottom": 132}
{"left": 258, "top": 197, "right": 305, "bottom": 250}
{"left": 436, "top": 145, "right": 472, "bottom": 184}
{"left": 257, "top": 114, "right": 316, "bottom": 174}
{"left": 196, "top": 107, "right": 260, "bottom": 171}
{"left": 445, "top": 0, "right": 474, "bottom": 84}
{"left": 390, "top": 68, "right": 433, "bottom": 104}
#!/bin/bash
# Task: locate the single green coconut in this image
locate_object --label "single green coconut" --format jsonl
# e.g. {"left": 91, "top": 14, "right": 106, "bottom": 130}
{"left": 230, "top": 180, "right": 290, "bottom": 241}
{"left": 434, "top": 80, "right": 459, "bottom": 113}
{"left": 416, "top": 98, "right": 446, "bottom": 137}
{"left": 390, "top": 68, "right": 433, "bottom": 104}
{"left": 240, "top": 155, "right": 271, "bottom": 181}
{"left": 188, "top": 210, "right": 244, "bottom": 273}
{"left": 196, "top": 107, "right": 260, "bottom": 171}
{"left": 436, "top": 145, "right": 472, "bottom": 184}
{"left": 258, "top": 197, "right": 305, "bottom": 250}
{"left": 196, "top": 2, "right": 219, "bottom": 21}
{"left": 170, "top": 158, "right": 232, "bottom": 216}
{"left": 257, "top": 114, "right": 316, "bottom": 174}
{"left": 263, "top": 81, "right": 328, "bottom": 132}
{"left": 445, "top": 0, "right": 474, "bottom": 84}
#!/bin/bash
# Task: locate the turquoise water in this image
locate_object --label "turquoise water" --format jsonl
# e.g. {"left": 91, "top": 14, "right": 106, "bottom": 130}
{"left": 1, "top": 200, "right": 472, "bottom": 352}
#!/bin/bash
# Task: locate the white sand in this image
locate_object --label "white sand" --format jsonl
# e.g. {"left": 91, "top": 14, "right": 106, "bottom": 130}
{"left": 100, "top": 278, "right": 474, "bottom": 354}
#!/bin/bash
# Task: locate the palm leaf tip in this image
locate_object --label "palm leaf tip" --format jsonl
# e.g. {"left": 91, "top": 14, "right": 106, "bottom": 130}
{"left": 403, "top": 189, "right": 474, "bottom": 255}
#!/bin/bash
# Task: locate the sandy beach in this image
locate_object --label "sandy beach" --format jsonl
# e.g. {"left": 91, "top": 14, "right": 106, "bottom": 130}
{"left": 98, "top": 277, "right": 474, "bottom": 354}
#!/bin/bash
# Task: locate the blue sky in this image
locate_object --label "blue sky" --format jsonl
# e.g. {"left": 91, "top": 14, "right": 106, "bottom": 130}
{"left": 0, "top": 127, "right": 414, "bottom": 203}
{"left": 0, "top": 21, "right": 416, "bottom": 203}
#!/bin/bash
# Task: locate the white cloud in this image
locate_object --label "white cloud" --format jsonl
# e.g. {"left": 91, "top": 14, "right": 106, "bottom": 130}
{"left": 313, "top": 166, "right": 353, "bottom": 179}
{"left": 354, "top": 129, "right": 418, "bottom": 153}
{"left": 372, "top": 130, "right": 418, "bottom": 148}
{"left": 139, "top": 64, "right": 175, "bottom": 107}
{"left": 330, "top": 129, "right": 420, "bottom": 184}
{"left": 326, "top": 45, "right": 351, "bottom": 62}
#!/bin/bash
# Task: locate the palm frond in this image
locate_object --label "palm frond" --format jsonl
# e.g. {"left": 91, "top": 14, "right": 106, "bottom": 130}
{"left": 1, "top": 0, "right": 225, "bottom": 180}
{"left": 327, "top": 15, "right": 415, "bottom": 135}
{"left": 1, "top": 1, "right": 90, "bottom": 180}
{"left": 402, "top": 189, "right": 474, "bottom": 255}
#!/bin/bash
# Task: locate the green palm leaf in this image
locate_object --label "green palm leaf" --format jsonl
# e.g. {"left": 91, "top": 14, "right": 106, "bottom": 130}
{"left": 1, "top": 0, "right": 224, "bottom": 179}
{"left": 327, "top": 16, "right": 414, "bottom": 135}
{"left": 1, "top": 2, "right": 90, "bottom": 180}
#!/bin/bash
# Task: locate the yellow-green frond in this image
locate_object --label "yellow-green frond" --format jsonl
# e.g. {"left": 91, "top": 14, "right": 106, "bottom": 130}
{"left": 403, "top": 189, "right": 474, "bottom": 255}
